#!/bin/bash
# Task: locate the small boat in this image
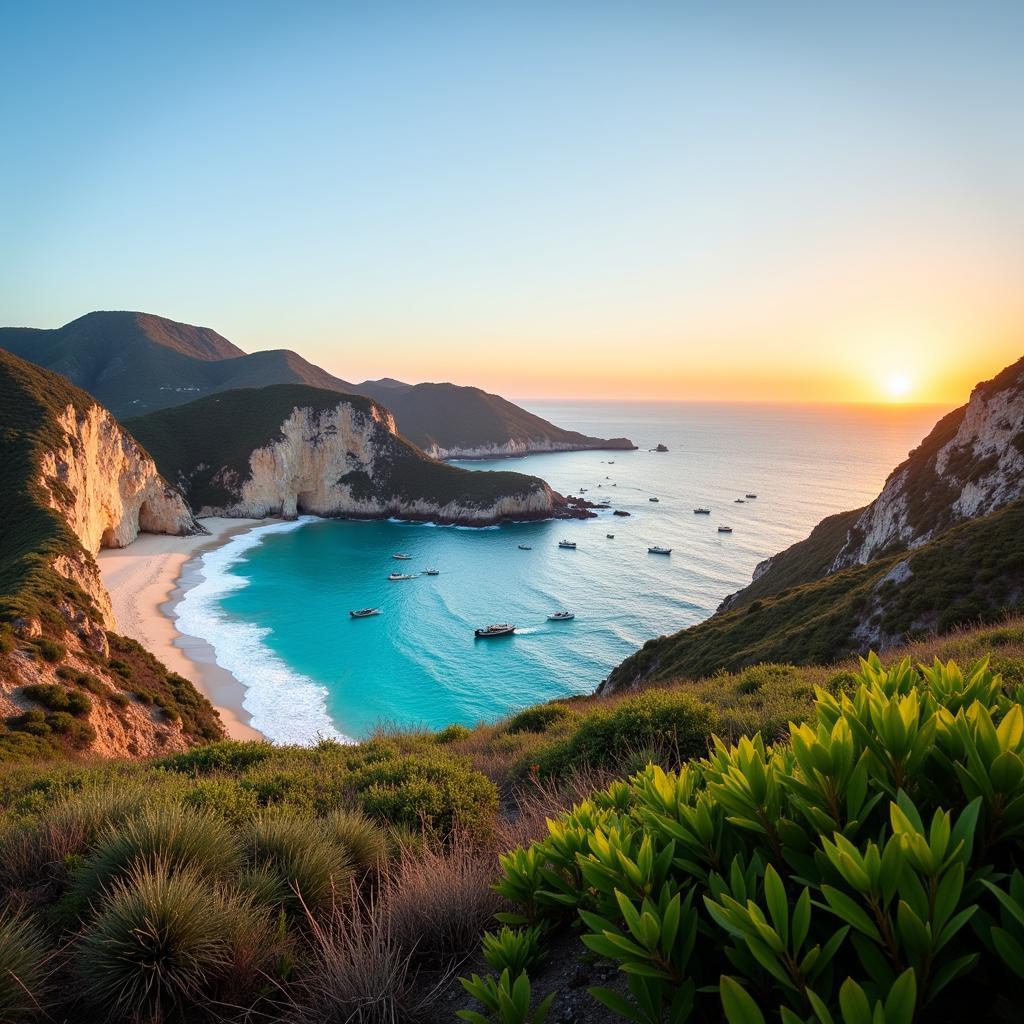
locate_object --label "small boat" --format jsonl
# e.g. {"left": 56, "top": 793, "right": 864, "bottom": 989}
{"left": 607, "top": 533, "right": 615, "bottom": 539}
{"left": 392, "top": 553, "right": 412, "bottom": 560}
{"left": 608, "top": 461, "right": 615, "bottom": 464}
{"left": 475, "top": 624, "right": 516, "bottom": 638}
{"left": 388, "top": 572, "right": 417, "bottom": 581}
{"left": 718, "top": 526, "right": 733, "bottom": 534}
{"left": 548, "top": 611, "right": 575, "bottom": 621}
{"left": 746, "top": 493, "right": 757, "bottom": 499}
{"left": 423, "top": 569, "right": 440, "bottom": 576}
{"left": 648, "top": 546, "right": 672, "bottom": 555}
{"left": 693, "top": 507, "right": 711, "bottom": 514}
{"left": 649, "top": 497, "right": 660, "bottom": 503}
{"left": 734, "top": 498, "right": 746, "bottom": 503}
{"left": 518, "top": 544, "right": 532, "bottom": 550}
{"left": 558, "top": 540, "right": 577, "bottom": 549}
{"left": 349, "top": 608, "right": 381, "bottom": 618}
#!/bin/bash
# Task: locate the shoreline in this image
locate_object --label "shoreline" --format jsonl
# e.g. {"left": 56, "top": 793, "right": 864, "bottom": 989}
{"left": 97, "top": 518, "right": 270, "bottom": 742}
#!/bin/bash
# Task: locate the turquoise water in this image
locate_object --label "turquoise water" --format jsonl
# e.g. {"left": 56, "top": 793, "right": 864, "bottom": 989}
{"left": 176, "top": 401, "right": 945, "bottom": 742}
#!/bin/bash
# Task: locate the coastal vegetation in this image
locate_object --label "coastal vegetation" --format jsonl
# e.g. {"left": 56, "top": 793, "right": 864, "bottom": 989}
{"left": 1, "top": 622, "right": 1023, "bottom": 1021}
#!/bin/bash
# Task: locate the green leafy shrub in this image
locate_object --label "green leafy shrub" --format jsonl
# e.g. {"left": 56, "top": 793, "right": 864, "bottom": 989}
{"left": 527, "top": 689, "right": 717, "bottom": 779}
{"left": 481, "top": 655, "right": 1024, "bottom": 1022}
{"left": 31, "top": 637, "right": 65, "bottom": 663}
{"left": 435, "top": 723, "right": 472, "bottom": 744}
{"left": 504, "top": 704, "right": 572, "bottom": 734}
{"left": 482, "top": 925, "right": 546, "bottom": 977}
{"left": 22, "top": 684, "right": 91, "bottom": 716}
{"left": 459, "top": 968, "right": 554, "bottom": 1024}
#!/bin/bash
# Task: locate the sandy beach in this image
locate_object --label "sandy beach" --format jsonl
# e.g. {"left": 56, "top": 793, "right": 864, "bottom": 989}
{"left": 98, "top": 518, "right": 269, "bottom": 741}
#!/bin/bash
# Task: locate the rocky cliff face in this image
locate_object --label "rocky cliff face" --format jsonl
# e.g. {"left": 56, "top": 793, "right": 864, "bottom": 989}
{"left": 832, "top": 358, "right": 1024, "bottom": 570}
{"left": 129, "top": 385, "right": 587, "bottom": 525}
{"left": 37, "top": 403, "right": 200, "bottom": 626}
{"left": 0, "top": 348, "right": 223, "bottom": 758}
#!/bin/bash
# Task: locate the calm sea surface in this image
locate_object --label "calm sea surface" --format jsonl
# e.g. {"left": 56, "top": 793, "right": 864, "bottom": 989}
{"left": 175, "top": 401, "right": 945, "bottom": 743}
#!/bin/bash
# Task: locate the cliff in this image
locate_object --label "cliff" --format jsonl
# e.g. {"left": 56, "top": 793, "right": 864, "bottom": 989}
{"left": 605, "top": 353, "right": 1024, "bottom": 692}
{"left": 127, "top": 385, "right": 592, "bottom": 525}
{"left": 0, "top": 349, "right": 222, "bottom": 758}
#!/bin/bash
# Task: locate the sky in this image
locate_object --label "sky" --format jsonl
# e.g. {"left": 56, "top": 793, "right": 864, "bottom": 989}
{"left": 2, "top": 1, "right": 1022, "bottom": 403}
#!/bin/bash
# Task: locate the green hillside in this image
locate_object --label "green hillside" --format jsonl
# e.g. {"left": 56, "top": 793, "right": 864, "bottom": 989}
{"left": 126, "top": 384, "right": 555, "bottom": 513}
{"left": 357, "top": 378, "right": 636, "bottom": 454}
{"left": 0, "top": 311, "right": 355, "bottom": 417}
{"left": 608, "top": 497, "right": 1024, "bottom": 688}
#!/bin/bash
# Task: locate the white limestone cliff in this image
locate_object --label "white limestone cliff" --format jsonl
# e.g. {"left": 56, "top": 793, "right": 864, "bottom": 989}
{"left": 832, "top": 367, "right": 1024, "bottom": 570}
{"left": 424, "top": 437, "right": 637, "bottom": 461}
{"left": 194, "top": 402, "right": 563, "bottom": 523}
{"left": 38, "top": 403, "right": 199, "bottom": 625}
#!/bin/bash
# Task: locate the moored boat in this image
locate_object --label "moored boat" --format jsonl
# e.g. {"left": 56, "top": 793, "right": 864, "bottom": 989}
{"left": 548, "top": 611, "right": 575, "bottom": 621}
{"left": 606, "top": 533, "right": 615, "bottom": 538}
{"left": 392, "top": 553, "right": 412, "bottom": 560}
{"left": 734, "top": 498, "right": 746, "bottom": 503}
{"left": 518, "top": 544, "right": 532, "bottom": 550}
{"left": 649, "top": 496, "right": 659, "bottom": 502}
{"left": 474, "top": 623, "right": 516, "bottom": 638}
{"left": 388, "top": 572, "right": 417, "bottom": 580}
{"left": 558, "top": 540, "right": 577, "bottom": 549}
{"left": 648, "top": 545, "right": 672, "bottom": 555}
{"left": 718, "top": 526, "right": 733, "bottom": 533}
{"left": 746, "top": 493, "right": 757, "bottom": 499}
{"left": 423, "top": 569, "right": 440, "bottom": 576}
{"left": 693, "top": 507, "right": 711, "bottom": 514}
{"left": 349, "top": 608, "right": 381, "bottom": 618}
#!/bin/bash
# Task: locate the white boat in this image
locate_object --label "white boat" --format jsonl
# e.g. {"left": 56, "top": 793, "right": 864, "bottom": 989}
{"left": 518, "top": 544, "right": 532, "bottom": 550}
{"left": 423, "top": 569, "right": 440, "bottom": 576}
{"left": 548, "top": 611, "right": 575, "bottom": 621}
{"left": 558, "top": 540, "right": 577, "bottom": 549}
{"left": 388, "top": 572, "right": 418, "bottom": 581}
{"left": 649, "top": 497, "right": 660, "bottom": 502}
{"left": 392, "top": 553, "right": 412, "bottom": 560}
{"left": 349, "top": 608, "right": 381, "bottom": 618}
{"left": 648, "top": 546, "right": 672, "bottom": 555}
{"left": 693, "top": 507, "right": 711, "bottom": 514}
{"left": 718, "top": 526, "right": 733, "bottom": 534}
{"left": 475, "top": 623, "right": 516, "bottom": 638}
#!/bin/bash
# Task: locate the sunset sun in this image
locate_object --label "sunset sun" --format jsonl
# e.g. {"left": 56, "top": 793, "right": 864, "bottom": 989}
{"left": 884, "top": 372, "right": 914, "bottom": 401}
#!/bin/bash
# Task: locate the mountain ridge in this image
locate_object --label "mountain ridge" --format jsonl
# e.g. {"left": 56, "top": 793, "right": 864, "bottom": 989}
{"left": 1, "top": 310, "right": 635, "bottom": 456}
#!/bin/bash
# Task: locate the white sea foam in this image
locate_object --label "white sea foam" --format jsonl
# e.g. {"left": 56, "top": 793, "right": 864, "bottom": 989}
{"left": 175, "top": 516, "right": 350, "bottom": 746}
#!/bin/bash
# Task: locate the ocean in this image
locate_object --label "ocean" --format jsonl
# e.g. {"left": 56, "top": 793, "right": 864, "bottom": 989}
{"left": 174, "top": 401, "right": 946, "bottom": 743}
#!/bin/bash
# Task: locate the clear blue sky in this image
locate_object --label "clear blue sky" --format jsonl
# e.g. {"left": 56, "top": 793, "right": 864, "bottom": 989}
{"left": 3, "top": 1, "right": 1022, "bottom": 401}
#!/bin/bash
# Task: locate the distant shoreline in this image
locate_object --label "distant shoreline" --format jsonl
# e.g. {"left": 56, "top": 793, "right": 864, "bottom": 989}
{"left": 97, "top": 518, "right": 269, "bottom": 742}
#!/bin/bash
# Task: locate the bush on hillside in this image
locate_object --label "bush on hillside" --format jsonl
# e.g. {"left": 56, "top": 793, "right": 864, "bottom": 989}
{"left": 473, "top": 655, "right": 1024, "bottom": 1023}
{"left": 525, "top": 689, "right": 717, "bottom": 781}
{"left": 504, "top": 704, "right": 573, "bottom": 735}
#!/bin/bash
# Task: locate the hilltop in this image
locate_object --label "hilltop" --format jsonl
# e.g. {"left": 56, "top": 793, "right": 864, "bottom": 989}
{"left": 0, "top": 311, "right": 353, "bottom": 417}
{"left": 2, "top": 310, "right": 635, "bottom": 456}
{"left": 126, "top": 384, "right": 591, "bottom": 524}
{"left": 356, "top": 379, "right": 637, "bottom": 459}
